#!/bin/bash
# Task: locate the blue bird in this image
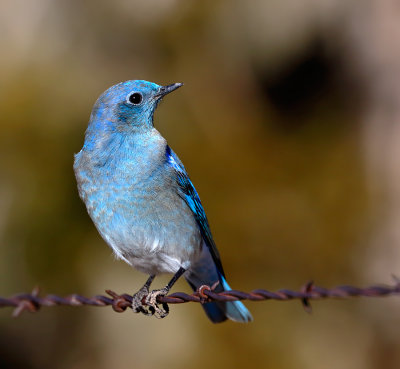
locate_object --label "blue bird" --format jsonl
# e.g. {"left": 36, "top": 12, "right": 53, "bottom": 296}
{"left": 74, "top": 80, "right": 253, "bottom": 323}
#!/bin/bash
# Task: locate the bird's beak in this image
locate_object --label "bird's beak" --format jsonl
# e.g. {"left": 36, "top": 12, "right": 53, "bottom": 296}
{"left": 156, "top": 83, "right": 183, "bottom": 98}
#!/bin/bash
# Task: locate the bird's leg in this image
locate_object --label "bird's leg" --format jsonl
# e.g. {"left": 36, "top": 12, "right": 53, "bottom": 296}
{"left": 132, "top": 274, "right": 155, "bottom": 316}
{"left": 145, "top": 267, "right": 186, "bottom": 319}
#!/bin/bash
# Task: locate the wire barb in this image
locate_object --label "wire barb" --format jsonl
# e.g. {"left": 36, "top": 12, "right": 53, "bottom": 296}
{"left": 1, "top": 279, "right": 400, "bottom": 317}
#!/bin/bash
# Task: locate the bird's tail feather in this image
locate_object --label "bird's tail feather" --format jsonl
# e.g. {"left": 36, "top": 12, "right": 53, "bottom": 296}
{"left": 219, "top": 275, "right": 253, "bottom": 323}
{"left": 185, "top": 245, "right": 253, "bottom": 323}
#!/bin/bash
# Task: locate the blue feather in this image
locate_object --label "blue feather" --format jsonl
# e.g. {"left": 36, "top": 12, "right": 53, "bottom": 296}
{"left": 166, "top": 145, "right": 252, "bottom": 323}
{"left": 165, "top": 145, "right": 225, "bottom": 275}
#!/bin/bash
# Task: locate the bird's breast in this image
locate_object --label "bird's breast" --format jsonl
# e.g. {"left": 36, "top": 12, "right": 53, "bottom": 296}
{"left": 74, "top": 131, "right": 202, "bottom": 273}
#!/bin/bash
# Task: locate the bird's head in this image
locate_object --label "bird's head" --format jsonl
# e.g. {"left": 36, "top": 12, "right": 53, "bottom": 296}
{"left": 83, "top": 80, "right": 183, "bottom": 151}
{"left": 92, "top": 79, "right": 183, "bottom": 129}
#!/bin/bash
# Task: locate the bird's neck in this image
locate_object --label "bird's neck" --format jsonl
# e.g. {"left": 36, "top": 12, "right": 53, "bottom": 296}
{"left": 81, "top": 122, "right": 166, "bottom": 170}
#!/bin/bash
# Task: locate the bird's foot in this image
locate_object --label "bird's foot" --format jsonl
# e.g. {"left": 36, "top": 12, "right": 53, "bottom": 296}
{"left": 132, "top": 286, "right": 153, "bottom": 316}
{"left": 145, "top": 287, "right": 170, "bottom": 319}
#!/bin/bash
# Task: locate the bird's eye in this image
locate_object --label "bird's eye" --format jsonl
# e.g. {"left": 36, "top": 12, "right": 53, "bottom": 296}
{"left": 128, "top": 92, "right": 143, "bottom": 105}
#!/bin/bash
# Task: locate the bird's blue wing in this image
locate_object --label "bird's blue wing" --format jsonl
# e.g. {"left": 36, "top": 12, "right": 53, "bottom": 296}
{"left": 165, "top": 145, "right": 225, "bottom": 277}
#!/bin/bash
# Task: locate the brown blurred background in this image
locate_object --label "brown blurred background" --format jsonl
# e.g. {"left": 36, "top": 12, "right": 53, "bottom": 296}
{"left": 1, "top": 0, "right": 400, "bottom": 368}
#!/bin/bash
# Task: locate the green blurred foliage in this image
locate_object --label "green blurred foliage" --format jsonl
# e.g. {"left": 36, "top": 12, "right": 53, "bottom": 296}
{"left": 0, "top": 0, "right": 398, "bottom": 368}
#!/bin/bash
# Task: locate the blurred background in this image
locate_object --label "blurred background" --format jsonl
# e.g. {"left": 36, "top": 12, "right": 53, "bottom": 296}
{"left": 1, "top": 0, "right": 400, "bottom": 368}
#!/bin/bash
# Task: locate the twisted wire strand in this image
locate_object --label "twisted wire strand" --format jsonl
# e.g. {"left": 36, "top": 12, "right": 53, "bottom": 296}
{"left": 1, "top": 279, "right": 400, "bottom": 317}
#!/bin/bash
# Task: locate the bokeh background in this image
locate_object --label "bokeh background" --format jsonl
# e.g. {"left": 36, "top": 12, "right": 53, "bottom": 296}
{"left": 1, "top": 0, "right": 400, "bottom": 368}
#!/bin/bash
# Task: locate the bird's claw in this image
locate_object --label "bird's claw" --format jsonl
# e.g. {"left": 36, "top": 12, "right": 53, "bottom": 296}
{"left": 145, "top": 288, "right": 170, "bottom": 319}
{"left": 132, "top": 286, "right": 170, "bottom": 318}
{"left": 132, "top": 286, "right": 153, "bottom": 316}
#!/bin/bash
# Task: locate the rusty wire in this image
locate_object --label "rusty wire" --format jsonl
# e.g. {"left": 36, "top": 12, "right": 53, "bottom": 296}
{"left": 1, "top": 279, "right": 400, "bottom": 317}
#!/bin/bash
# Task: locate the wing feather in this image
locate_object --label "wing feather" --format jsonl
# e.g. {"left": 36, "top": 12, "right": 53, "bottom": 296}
{"left": 165, "top": 145, "right": 225, "bottom": 276}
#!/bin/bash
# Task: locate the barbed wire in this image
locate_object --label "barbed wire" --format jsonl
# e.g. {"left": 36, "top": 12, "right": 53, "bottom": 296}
{"left": 1, "top": 278, "right": 399, "bottom": 318}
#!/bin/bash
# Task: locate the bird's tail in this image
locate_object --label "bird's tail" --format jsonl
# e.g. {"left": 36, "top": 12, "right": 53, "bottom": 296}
{"left": 185, "top": 246, "right": 253, "bottom": 323}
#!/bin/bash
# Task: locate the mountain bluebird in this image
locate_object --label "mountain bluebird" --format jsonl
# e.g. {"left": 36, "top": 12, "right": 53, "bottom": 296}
{"left": 74, "top": 80, "right": 253, "bottom": 323}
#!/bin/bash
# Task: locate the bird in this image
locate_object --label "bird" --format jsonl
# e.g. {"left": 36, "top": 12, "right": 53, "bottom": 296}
{"left": 73, "top": 80, "right": 253, "bottom": 323}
